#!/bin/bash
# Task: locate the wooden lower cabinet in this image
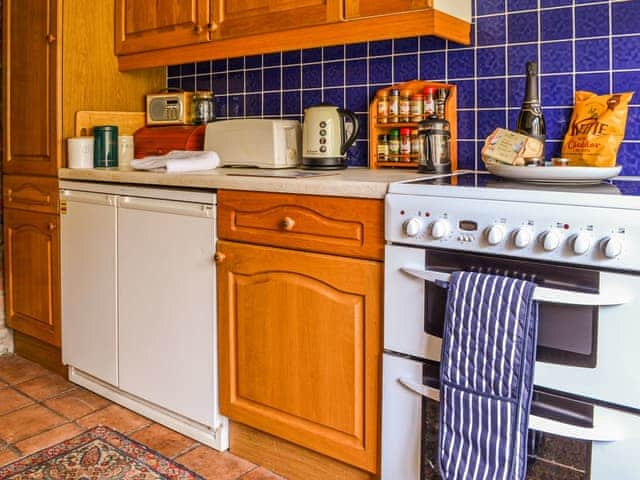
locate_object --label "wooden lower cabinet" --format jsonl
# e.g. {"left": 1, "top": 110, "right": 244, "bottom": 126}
{"left": 4, "top": 208, "right": 61, "bottom": 347}
{"left": 216, "top": 240, "right": 382, "bottom": 473}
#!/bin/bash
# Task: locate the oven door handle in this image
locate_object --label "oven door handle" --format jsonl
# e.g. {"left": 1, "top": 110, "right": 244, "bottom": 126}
{"left": 398, "top": 377, "right": 624, "bottom": 443}
{"left": 401, "top": 268, "right": 631, "bottom": 306}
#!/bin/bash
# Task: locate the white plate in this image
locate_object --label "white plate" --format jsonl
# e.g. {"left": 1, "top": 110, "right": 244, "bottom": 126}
{"left": 485, "top": 163, "right": 622, "bottom": 184}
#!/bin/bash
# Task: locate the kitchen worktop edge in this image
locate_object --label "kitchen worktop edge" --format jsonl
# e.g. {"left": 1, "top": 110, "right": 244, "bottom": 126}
{"left": 58, "top": 167, "right": 431, "bottom": 199}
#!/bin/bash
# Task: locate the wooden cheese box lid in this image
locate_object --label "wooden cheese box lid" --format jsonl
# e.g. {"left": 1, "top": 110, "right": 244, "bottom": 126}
{"left": 133, "top": 125, "right": 206, "bottom": 159}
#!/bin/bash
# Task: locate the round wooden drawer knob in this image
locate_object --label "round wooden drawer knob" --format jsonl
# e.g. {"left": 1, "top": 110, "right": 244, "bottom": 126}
{"left": 280, "top": 217, "right": 295, "bottom": 231}
{"left": 214, "top": 252, "right": 226, "bottom": 263}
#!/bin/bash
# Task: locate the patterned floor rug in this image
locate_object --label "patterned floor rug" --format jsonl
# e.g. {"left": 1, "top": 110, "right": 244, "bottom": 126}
{"left": 0, "top": 425, "right": 204, "bottom": 479}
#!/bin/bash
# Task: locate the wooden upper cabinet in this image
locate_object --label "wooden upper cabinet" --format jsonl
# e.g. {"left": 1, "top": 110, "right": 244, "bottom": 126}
{"left": 4, "top": 209, "right": 61, "bottom": 347}
{"left": 212, "top": 0, "right": 341, "bottom": 39}
{"left": 115, "top": 0, "right": 213, "bottom": 55}
{"left": 3, "top": 0, "right": 60, "bottom": 176}
{"left": 344, "top": 0, "right": 432, "bottom": 19}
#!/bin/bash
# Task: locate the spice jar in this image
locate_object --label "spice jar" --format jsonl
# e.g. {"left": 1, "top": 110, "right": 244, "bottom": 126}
{"left": 399, "top": 89, "right": 412, "bottom": 122}
{"left": 377, "top": 91, "right": 389, "bottom": 124}
{"left": 423, "top": 87, "right": 435, "bottom": 118}
{"left": 411, "top": 93, "right": 424, "bottom": 122}
{"left": 389, "top": 128, "right": 401, "bottom": 160}
{"left": 377, "top": 134, "right": 389, "bottom": 162}
{"left": 389, "top": 89, "right": 400, "bottom": 123}
{"left": 411, "top": 129, "right": 421, "bottom": 156}
{"left": 400, "top": 127, "right": 412, "bottom": 159}
{"left": 192, "top": 91, "right": 216, "bottom": 124}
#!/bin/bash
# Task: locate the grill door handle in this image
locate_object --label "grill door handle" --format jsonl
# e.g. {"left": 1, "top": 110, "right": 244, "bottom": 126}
{"left": 398, "top": 376, "right": 624, "bottom": 443}
{"left": 401, "top": 268, "right": 632, "bottom": 307}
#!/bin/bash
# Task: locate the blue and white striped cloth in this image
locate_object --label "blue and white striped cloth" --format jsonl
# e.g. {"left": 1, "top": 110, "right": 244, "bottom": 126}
{"left": 438, "top": 271, "right": 538, "bottom": 480}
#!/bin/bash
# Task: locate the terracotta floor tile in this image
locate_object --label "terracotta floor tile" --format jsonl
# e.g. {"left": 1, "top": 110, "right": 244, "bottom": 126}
{"left": 0, "top": 449, "right": 19, "bottom": 466}
{"left": 0, "top": 404, "right": 66, "bottom": 443}
{"left": 44, "top": 388, "right": 112, "bottom": 420}
{"left": 176, "top": 446, "right": 256, "bottom": 480}
{"left": 0, "top": 388, "right": 34, "bottom": 415}
{"left": 0, "top": 355, "right": 48, "bottom": 385}
{"left": 15, "top": 373, "right": 76, "bottom": 401}
{"left": 76, "top": 404, "right": 151, "bottom": 434}
{"left": 130, "top": 423, "right": 197, "bottom": 459}
{"left": 14, "top": 422, "right": 84, "bottom": 456}
{"left": 240, "top": 467, "right": 286, "bottom": 479}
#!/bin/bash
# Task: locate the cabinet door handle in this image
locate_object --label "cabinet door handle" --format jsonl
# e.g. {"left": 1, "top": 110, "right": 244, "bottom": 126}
{"left": 207, "top": 22, "right": 218, "bottom": 33}
{"left": 193, "top": 24, "right": 204, "bottom": 34}
{"left": 280, "top": 217, "right": 295, "bottom": 231}
{"left": 48, "top": 222, "right": 57, "bottom": 231}
{"left": 46, "top": 34, "right": 56, "bottom": 44}
{"left": 214, "top": 252, "right": 226, "bottom": 263}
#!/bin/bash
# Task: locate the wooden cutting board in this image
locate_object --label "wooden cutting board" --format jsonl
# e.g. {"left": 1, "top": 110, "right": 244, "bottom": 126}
{"left": 74, "top": 111, "right": 146, "bottom": 137}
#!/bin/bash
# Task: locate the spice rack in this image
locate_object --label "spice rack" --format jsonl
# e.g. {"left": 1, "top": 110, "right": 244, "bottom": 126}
{"left": 368, "top": 80, "right": 457, "bottom": 169}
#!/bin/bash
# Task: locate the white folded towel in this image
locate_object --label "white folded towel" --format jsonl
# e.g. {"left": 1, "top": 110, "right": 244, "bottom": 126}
{"left": 131, "top": 150, "right": 220, "bottom": 173}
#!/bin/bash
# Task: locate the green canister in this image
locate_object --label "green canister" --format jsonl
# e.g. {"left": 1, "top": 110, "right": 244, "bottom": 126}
{"left": 93, "top": 125, "right": 118, "bottom": 168}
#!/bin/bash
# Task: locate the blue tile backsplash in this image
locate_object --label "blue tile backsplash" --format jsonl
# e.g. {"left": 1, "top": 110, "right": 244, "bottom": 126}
{"left": 168, "top": 0, "right": 640, "bottom": 174}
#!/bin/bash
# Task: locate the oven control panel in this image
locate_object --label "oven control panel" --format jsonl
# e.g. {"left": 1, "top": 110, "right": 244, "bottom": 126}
{"left": 386, "top": 194, "right": 639, "bottom": 270}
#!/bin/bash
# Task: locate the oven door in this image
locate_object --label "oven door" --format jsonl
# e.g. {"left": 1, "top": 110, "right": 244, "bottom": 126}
{"left": 384, "top": 244, "right": 639, "bottom": 410}
{"left": 382, "top": 353, "right": 640, "bottom": 480}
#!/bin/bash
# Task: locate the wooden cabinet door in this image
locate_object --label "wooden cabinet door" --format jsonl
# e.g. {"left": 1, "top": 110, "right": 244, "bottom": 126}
{"left": 217, "top": 240, "right": 381, "bottom": 473}
{"left": 344, "top": 0, "right": 433, "bottom": 19}
{"left": 115, "top": 0, "right": 212, "bottom": 55}
{"left": 3, "top": 0, "right": 60, "bottom": 176}
{"left": 212, "top": 0, "right": 341, "bottom": 39}
{"left": 4, "top": 208, "right": 61, "bottom": 347}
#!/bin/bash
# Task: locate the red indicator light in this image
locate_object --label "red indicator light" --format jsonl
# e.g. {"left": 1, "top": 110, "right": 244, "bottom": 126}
{"left": 400, "top": 210, "right": 405, "bottom": 215}
{"left": 425, "top": 212, "right": 431, "bottom": 217}
{"left": 564, "top": 224, "right": 570, "bottom": 230}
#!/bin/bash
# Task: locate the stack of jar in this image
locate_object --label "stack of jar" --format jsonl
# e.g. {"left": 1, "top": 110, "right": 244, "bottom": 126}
{"left": 376, "top": 86, "right": 438, "bottom": 124}
{"left": 377, "top": 128, "right": 422, "bottom": 163}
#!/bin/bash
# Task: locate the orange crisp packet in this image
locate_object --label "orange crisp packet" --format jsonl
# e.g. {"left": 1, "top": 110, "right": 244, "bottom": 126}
{"left": 561, "top": 91, "right": 634, "bottom": 167}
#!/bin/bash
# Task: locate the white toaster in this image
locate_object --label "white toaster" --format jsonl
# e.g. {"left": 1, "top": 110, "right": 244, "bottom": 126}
{"left": 204, "top": 119, "right": 301, "bottom": 168}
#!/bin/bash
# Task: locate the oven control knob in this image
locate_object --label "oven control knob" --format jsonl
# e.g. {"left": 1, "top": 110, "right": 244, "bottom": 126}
{"left": 513, "top": 227, "right": 532, "bottom": 249}
{"left": 486, "top": 224, "right": 505, "bottom": 245}
{"left": 403, "top": 217, "right": 424, "bottom": 237}
{"left": 603, "top": 236, "right": 623, "bottom": 259}
{"left": 542, "top": 229, "right": 562, "bottom": 252}
{"left": 572, "top": 232, "right": 592, "bottom": 255}
{"left": 431, "top": 219, "right": 451, "bottom": 239}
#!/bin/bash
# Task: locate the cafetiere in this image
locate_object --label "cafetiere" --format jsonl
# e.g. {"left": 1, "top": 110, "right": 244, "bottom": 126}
{"left": 417, "top": 116, "right": 451, "bottom": 174}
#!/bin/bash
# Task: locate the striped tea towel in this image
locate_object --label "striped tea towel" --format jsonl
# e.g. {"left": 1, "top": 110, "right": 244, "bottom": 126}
{"left": 438, "top": 271, "right": 538, "bottom": 480}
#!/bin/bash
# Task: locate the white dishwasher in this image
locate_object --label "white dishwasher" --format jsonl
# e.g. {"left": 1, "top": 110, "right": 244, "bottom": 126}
{"left": 60, "top": 180, "right": 228, "bottom": 450}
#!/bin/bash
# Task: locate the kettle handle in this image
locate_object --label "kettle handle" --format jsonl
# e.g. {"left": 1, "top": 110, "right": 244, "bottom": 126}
{"left": 338, "top": 109, "right": 360, "bottom": 155}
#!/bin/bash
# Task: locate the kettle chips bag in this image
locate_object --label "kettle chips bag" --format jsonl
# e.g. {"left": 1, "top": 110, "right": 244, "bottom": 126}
{"left": 561, "top": 91, "right": 634, "bottom": 167}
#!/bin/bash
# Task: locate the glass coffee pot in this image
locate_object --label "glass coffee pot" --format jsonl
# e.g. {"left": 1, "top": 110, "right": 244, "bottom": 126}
{"left": 417, "top": 115, "right": 451, "bottom": 174}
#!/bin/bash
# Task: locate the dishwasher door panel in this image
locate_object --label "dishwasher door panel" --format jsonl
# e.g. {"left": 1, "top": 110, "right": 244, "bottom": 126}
{"left": 60, "top": 191, "right": 118, "bottom": 386}
{"left": 117, "top": 196, "right": 217, "bottom": 427}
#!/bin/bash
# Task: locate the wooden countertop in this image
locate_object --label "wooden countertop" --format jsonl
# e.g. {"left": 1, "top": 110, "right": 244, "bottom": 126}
{"left": 58, "top": 167, "right": 433, "bottom": 199}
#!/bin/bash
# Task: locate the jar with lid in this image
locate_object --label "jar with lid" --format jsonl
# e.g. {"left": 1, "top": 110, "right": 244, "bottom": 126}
{"left": 389, "top": 89, "right": 400, "bottom": 123}
{"left": 411, "top": 93, "right": 424, "bottom": 122}
{"left": 388, "top": 128, "right": 401, "bottom": 160}
{"left": 423, "top": 87, "right": 435, "bottom": 118}
{"left": 377, "top": 134, "right": 389, "bottom": 162}
{"left": 377, "top": 91, "right": 389, "bottom": 124}
{"left": 400, "top": 127, "right": 412, "bottom": 159}
{"left": 411, "top": 129, "right": 421, "bottom": 156}
{"left": 399, "top": 89, "right": 412, "bottom": 122}
{"left": 192, "top": 91, "right": 216, "bottom": 124}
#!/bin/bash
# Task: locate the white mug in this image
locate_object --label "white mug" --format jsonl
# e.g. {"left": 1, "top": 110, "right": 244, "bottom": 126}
{"left": 118, "top": 135, "right": 134, "bottom": 169}
{"left": 67, "top": 137, "right": 94, "bottom": 168}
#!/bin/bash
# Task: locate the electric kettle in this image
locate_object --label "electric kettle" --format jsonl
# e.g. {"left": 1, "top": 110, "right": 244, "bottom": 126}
{"left": 302, "top": 104, "right": 359, "bottom": 170}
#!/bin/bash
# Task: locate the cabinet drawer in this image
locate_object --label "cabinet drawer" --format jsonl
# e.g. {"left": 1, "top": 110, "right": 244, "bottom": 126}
{"left": 3, "top": 175, "right": 59, "bottom": 214}
{"left": 217, "top": 190, "right": 384, "bottom": 260}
